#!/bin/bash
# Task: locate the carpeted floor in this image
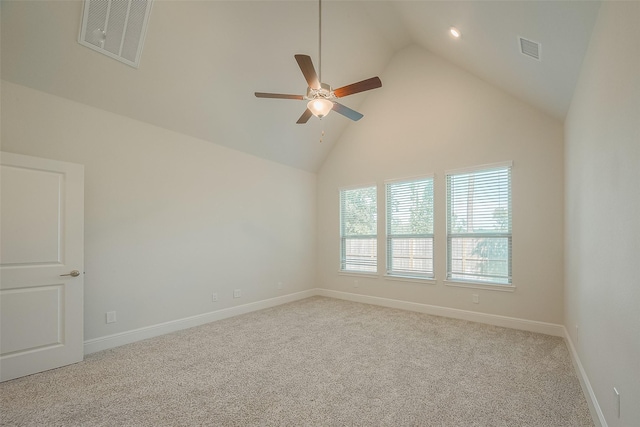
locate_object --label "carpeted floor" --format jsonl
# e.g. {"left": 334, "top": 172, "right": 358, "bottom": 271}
{"left": 0, "top": 296, "right": 593, "bottom": 426}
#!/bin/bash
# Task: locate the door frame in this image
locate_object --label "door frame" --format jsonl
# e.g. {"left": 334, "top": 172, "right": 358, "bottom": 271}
{"left": 1, "top": 151, "right": 85, "bottom": 382}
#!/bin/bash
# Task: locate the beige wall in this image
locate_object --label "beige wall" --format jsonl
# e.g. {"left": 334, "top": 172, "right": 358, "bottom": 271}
{"left": 317, "top": 45, "right": 565, "bottom": 324}
{"left": 564, "top": 1, "right": 640, "bottom": 425}
{"left": 1, "top": 81, "right": 317, "bottom": 341}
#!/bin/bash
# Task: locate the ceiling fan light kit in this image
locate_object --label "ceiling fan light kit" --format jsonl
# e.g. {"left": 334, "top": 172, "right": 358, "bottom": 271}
{"left": 254, "top": 0, "right": 382, "bottom": 124}
{"left": 308, "top": 98, "right": 333, "bottom": 119}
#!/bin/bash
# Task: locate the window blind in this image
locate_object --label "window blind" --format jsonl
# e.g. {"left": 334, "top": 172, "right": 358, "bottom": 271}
{"left": 340, "top": 186, "right": 377, "bottom": 273}
{"left": 386, "top": 177, "right": 434, "bottom": 278}
{"left": 446, "top": 165, "right": 512, "bottom": 284}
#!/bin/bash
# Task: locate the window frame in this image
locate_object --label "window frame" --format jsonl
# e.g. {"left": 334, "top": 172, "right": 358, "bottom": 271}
{"left": 385, "top": 175, "right": 435, "bottom": 281}
{"left": 339, "top": 184, "right": 378, "bottom": 274}
{"left": 445, "top": 162, "right": 513, "bottom": 289}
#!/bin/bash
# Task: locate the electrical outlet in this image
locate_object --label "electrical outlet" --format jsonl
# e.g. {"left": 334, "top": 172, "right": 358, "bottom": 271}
{"left": 354, "top": 279, "right": 359, "bottom": 288}
{"left": 233, "top": 289, "right": 241, "bottom": 298}
{"left": 472, "top": 294, "right": 479, "bottom": 304}
{"left": 277, "top": 282, "right": 283, "bottom": 290}
{"left": 106, "top": 311, "right": 116, "bottom": 324}
{"left": 614, "top": 387, "right": 620, "bottom": 418}
{"left": 212, "top": 293, "right": 218, "bottom": 302}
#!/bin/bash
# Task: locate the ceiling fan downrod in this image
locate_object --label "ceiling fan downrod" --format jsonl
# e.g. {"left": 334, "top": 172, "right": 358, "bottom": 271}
{"left": 318, "top": 0, "right": 322, "bottom": 83}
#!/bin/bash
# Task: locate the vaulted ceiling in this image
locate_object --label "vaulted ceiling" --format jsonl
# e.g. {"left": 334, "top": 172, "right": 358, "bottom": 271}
{"left": 1, "top": 1, "right": 601, "bottom": 172}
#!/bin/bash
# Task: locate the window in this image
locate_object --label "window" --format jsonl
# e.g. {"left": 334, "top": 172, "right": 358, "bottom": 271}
{"left": 386, "top": 177, "right": 434, "bottom": 278}
{"left": 446, "top": 163, "right": 512, "bottom": 285}
{"left": 340, "top": 186, "right": 377, "bottom": 273}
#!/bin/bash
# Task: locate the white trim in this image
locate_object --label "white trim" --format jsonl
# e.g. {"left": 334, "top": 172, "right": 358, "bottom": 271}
{"left": 384, "top": 173, "right": 434, "bottom": 185}
{"left": 445, "top": 160, "right": 513, "bottom": 176}
{"left": 83, "top": 289, "right": 315, "bottom": 354}
{"left": 315, "top": 289, "right": 564, "bottom": 337}
{"left": 83, "top": 289, "right": 580, "bottom": 371}
{"left": 338, "top": 271, "right": 379, "bottom": 279}
{"left": 338, "top": 182, "right": 377, "bottom": 191}
{"left": 563, "top": 327, "right": 607, "bottom": 427}
{"left": 384, "top": 275, "right": 436, "bottom": 285}
{"left": 444, "top": 280, "right": 516, "bottom": 292}
{"left": 82, "top": 288, "right": 599, "bottom": 427}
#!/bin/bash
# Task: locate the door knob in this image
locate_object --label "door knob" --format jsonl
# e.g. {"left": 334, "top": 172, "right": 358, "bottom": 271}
{"left": 60, "top": 270, "right": 80, "bottom": 277}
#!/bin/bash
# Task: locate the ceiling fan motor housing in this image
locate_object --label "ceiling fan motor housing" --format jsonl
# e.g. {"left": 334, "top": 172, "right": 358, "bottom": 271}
{"left": 306, "top": 83, "right": 334, "bottom": 101}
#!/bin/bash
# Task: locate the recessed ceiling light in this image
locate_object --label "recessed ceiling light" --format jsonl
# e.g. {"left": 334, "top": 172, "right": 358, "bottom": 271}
{"left": 450, "top": 27, "right": 461, "bottom": 38}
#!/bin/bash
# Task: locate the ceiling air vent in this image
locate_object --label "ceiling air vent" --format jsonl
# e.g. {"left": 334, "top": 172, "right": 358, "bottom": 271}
{"left": 79, "top": 0, "right": 153, "bottom": 68}
{"left": 519, "top": 37, "right": 541, "bottom": 61}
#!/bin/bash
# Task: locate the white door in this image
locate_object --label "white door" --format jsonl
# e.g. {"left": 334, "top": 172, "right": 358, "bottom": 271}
{"left": 0, "top": 152, "right": 84, "bottom": 382}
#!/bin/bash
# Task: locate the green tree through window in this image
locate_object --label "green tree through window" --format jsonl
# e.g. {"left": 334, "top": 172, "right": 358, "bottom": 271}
{"left": 340, "top": 186, "right": 377, "bottom": 272}
{"left": 386, "top": 177, "right": 434, "bottom": 278}
{"left": 447, "top": 164, "right": 512, "bottom": 285}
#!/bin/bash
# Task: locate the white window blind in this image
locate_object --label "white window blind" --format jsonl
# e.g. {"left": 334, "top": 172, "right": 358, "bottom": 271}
{"left": 340, "top": 186, "right": 377, "bottom": 273}
{"left": 446, "top": 164, "right": 512, "bottom": 285}
{"left": 386, "top": 177, "right": 434, "bottom": 278}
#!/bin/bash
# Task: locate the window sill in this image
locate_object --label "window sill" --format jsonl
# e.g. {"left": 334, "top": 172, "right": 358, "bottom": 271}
{"left": 338, "top": 271, "right": 380, "bottom": 279}
{"left": 444, "top": 280, "right": 515, "bottom": 292}
{"left": 384, "top": 275, "right": 436, "bottom": 285}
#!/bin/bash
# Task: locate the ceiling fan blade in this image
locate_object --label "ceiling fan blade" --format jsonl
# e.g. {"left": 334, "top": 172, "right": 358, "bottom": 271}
{"left": 333, "top": 77, "right": 382, "bottom": 98}
{"left": 294, "top": 54, "right": 321, "bottom": 90}
{"left": 255, "top": 92, "right": 304, "bottom": 100}
{"left": 296, "top": 108, "right": 313, "bottom": 124}
{"left": 332, "top": 102, "right": 363, "bottom": 121}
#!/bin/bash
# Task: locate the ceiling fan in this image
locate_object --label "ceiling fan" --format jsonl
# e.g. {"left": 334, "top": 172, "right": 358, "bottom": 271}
{"left": 254, "top": 1, "right": 382, "bottom": 124}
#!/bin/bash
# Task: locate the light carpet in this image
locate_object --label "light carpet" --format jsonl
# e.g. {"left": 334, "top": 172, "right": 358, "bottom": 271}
{"left": 0, "top": 296, "right": 593, "bottom": 426}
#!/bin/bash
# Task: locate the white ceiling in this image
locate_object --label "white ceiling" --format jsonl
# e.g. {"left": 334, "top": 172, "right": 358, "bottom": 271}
{"left": 1, "top": 1, "right": 601, "bottom": 172}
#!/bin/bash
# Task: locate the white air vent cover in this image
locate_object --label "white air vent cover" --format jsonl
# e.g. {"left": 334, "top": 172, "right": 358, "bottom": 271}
{"left": 79, "top": 0, "right": 153, "bottom": 68}
{"left": 519, "top": 37, "right": 541, "bottom": 61}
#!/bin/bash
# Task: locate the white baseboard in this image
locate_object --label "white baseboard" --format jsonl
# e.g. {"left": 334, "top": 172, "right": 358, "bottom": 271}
{"left": 315, "top": 288, "right": 565, "bottom": 337}
{"left": 563, "top": 327, "right": 607, "bottom": 427}
{"left": 85, "top": 287, "right": 563, "bottom": 352}
{"left": 84, "top": 287, "right": 601, "bottom": 427}
{"left": 86, "top": 288, "right": 566, "bottom": 355}
{"left": 83, "top": 289, "right": 316, "bottom": 355}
